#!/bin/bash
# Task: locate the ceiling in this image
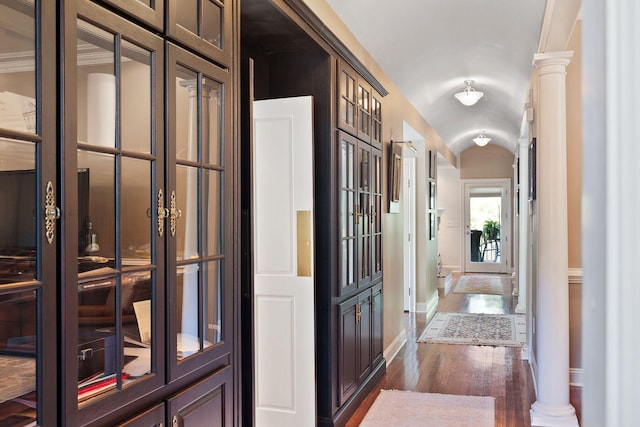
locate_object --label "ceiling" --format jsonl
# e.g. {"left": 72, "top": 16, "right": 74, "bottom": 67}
{"left": 324, "top": 0, "right": 548, "bottom": 156}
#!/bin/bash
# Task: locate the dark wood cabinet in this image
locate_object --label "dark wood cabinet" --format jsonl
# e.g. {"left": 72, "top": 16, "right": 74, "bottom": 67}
{"left": 0, "top": 0, "right": 238, "bottom": 425}
{"left": 167, "top": 0, "right": 233, "bottom": 67}
{"left": 96, "top": 0, "right": 165, "bottom": 29}
{"left": 338, "top": 60, "right": 383, "bottom": 149}
{"left": 167, "top": 368, "right": 232, "bottom": 427}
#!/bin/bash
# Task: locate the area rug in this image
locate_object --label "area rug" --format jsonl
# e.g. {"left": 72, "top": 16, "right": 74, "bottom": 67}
{"left": 360, "top": 390, "right": 495, "bottom": 427}
{"left": 417, "top": 312, "right": 526, "bottom": 347}
{"left": 454, "top": 275, "right": 504, "bottom": 295}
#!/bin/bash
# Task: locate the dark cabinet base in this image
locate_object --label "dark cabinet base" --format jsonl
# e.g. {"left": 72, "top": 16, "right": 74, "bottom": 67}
{"left": 318, "top": 358, "right": 385, "bottom": 427}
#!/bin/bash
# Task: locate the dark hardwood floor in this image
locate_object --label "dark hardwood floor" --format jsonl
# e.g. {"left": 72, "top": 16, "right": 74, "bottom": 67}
{"left": 345, "top": 273, "right": 582, "bottom": 426}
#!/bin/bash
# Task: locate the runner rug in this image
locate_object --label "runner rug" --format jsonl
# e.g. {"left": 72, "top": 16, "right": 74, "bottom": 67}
{"left": 360, "top": 390, "right": 495, "bottom": 427}
{"left": 453, "top": 274, "right": 504, "bottom": 295}
{"left": 417, "top": 312, "right": 526, "bottom": 347}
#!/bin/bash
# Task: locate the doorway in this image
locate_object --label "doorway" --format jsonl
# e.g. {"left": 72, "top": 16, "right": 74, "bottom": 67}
{"left": 463, "top": 179, "right": 511, "bottom": 273}
{"left": 403, "top": 157, "right": 416, "bottom": 312}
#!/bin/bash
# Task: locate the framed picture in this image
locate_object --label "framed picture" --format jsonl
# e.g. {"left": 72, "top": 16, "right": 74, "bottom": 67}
{"left": 528, "top": 138, "right": 536, "bottom": 201}
{"left": 429, "top": 212, "right": 436, "bottom": 240}
{"left": 388, "top": 142, "right": 403, "bottom": 213}
{"left": 428, "top": 150, "right": 436, "bottom": 179}
{"left": 429, "top": 181, "right": 436, "bottom": 210}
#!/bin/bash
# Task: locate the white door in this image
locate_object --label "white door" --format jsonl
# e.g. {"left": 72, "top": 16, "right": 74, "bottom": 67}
{"left": 463, "top": 179, "right": 511, "bottom": 273}
{"left": 252, "top": 96, "right": 316, "bottom": 426}
{"left": 403, "top": 157, "right": 416, "bottom": 312}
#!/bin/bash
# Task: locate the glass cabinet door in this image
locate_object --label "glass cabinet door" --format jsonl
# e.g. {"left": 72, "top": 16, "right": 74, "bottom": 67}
{"left": 167, "top": 0, "right": 232, "bottom": 67}
{"left": 71, "top": 3, "right": 165, "bottom": 423}
{"left": 167, "top": 43, "right": 232, "bottom": 380}
{"left": 357, "top": 80, "right": 372, "bottom": 143}
{"left": 338, "top": 63, "right": 358, "bottom": 136}
{"left": 339, "top": 131, "right": 357, "bottom": 296}
{"left": 371, "top": 92, "right": 382, "bottom": 150}
{"left": 371, "top": 149, "right": 383, "bottom": 282}
{"left": 357, "top": 142, "right": 372, "bottom": 288}
{"left": 98, "top": 0, "right": 165, "bottom": 30}
{"left": 0, "top": 1, "right": 56, "bottom": 425}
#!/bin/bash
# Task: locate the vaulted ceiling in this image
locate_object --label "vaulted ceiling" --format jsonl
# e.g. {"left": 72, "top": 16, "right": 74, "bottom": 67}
{"left": 324, "top": 0, "right": 548, "bottom": 155}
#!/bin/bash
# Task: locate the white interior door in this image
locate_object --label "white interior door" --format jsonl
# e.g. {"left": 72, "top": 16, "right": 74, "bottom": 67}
{"left": 403, "top": 157, "right": 416, "bottom": 312}
{"left": 463, "top": 179, "right": 511, "bottom": 273}
{"left": 253, "top": 96, "right": 316, "bottom": 426}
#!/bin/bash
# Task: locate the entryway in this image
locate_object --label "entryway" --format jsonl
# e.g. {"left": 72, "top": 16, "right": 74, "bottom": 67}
{"left": 462, "top": 179, "right": 511, "bottom": 273}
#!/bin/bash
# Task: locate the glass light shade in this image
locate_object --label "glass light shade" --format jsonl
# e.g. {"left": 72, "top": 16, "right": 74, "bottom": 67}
{"left": 454, "top": 80, "right": 484, "bottom": 106}
{"left": 473, "top": 135, "right": 491, "bottom": 146}
{"left": 454, "top": 89, "right": 484, "bottom": 106}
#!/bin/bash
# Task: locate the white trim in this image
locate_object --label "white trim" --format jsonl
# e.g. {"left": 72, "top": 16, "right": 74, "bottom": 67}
{"left": 437, "top": 271, "right": 453, "bottom": 296}
{"left": 384, "top": 328, "right": 407, "bottom": 367}
{"left": 426, "top": 291, "right": 439, "bottom": 321}
{"left": 442, "top": 264, "right": 461, "bottom": 272}
{"left": 569, "top": 368, "right": 583, "bottom": 387}
{"left": 568, "top": 268, "right": 583, "bottom": 285}
{"left": 529, "top": 350, "right": 538, "bottom": 394}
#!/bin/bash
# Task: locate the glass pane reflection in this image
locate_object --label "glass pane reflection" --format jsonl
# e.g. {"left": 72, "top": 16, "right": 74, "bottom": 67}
{"left": 0, "top": 1, "right": 36, "bottom": 134}
{"left": 175, "top": 65, "right": 198, "bottom": 162}
{"left": 204, "top": 260, "right": 222, "bottom": 346}
{"left": 202, "top": 1, "right": 222, "bottom": 47}
{"left": 0, "top": 290, "right": 37, "bottom": 425}
{"left": 121, "top": 158, "right": 151, "bottom": 264}
{"left": 121, "top": 40, "right": 152, "bottom": 153}
{"left": 77, "top": 150, "right": 116, "bottom": 271}
{"left": 0, "top": 139, "right": 36, "bottom": 284}
{"left": 177, "top": 262, "right": 200, "bottom": 360}
{"left": 77, "top": 20, "right": 116, "bottom": 148}
{"left": 122, "top": 271, "right": 153, "bottom": 381}
{"left": 176, "top": 165, "right": 199, "bottom": 262}
{"left": 202, "top": 169, "right": 222, "bottom": 256}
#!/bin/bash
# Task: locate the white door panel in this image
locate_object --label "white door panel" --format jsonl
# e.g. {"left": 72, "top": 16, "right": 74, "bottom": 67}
{"left": 253, "top": 96, "right": 316, "bottom": 426}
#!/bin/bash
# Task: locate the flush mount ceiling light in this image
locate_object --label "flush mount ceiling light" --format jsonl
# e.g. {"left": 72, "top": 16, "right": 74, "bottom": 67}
{"left": 454, "top": 80, "right": 484, "bottom": 106}
{"left": 473, "top": 130, "right": 491, "bottom": 147}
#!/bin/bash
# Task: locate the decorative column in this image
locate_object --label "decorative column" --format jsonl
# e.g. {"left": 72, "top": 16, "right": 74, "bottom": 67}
{"left": 515, "top": 138, "right": 529, "bottom": 314}
{"left": 529, "top": 51, "right": 578, "bottom": 427}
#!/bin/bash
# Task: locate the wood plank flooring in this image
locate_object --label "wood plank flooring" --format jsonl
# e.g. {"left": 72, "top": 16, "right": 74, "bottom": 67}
{"left": 345, "top": 273, "right": 582, "bottom": 426}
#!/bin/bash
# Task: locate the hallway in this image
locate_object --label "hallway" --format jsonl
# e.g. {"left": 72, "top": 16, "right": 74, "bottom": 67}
{"left": 346, "top": 274, "right": 582, "bottom": 426}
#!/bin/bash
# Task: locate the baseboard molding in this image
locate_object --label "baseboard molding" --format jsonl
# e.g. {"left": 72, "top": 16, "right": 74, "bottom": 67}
{"left": 437, "top": 271, "right": 453, "bottom": 296}
{"left": 384, "top": 328, "right": 407, "bottom": 367}
{"left": 568, "top": 268, "right": 583, "bottom": 285}
{"left": 443, "top": 264, "right": 460, "bottom": 272}
{"left": 529, "top": 350, "right": 538, "bottom": 396}
{"left": 570, "top": 368, "right": 583, "bottom": 387}
{"left": 426, "top": 291, "right": 439, "bottom": 322}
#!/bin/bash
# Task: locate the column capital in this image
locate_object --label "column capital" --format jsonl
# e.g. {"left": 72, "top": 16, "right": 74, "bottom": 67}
{"left": 533, "top": 51, "right": 574, "bottom": 71}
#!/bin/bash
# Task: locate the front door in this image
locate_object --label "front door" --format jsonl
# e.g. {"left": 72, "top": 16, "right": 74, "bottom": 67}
{"left": 463, "top": 179, "right": 511, "bottom": 273}
{"left": 252, "top": 96, "right": 316, "bottom": 426}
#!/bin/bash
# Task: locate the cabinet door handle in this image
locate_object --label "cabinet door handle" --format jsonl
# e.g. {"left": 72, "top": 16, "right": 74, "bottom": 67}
{"left": 169, "top": 190, "right": 182, "bottom": 237}
{"left": 153, "top": 189, "right": 169, "bottom": 237}
{"left": 353, "top": 205, "right": 362, "bottom": 224}
{"left": 44, "top": 181, "right": 60, "bottom": 244}
{"left": 355, "top": 303, "right": 362, "bottom": 324}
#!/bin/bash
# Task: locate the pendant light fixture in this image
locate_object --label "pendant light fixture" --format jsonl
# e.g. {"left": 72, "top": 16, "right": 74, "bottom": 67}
{"left": 473, "top": 130, "right": 491, "bottom": 146}
{"left": 454, "top": 80, "right": 484, "bottom": 106}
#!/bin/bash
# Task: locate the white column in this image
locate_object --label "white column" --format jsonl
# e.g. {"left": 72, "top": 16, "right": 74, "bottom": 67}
{"left": 179, "top": 80, "right": 214, "bottom": 339}
{"left": 529, "top": 51, "right": 578, "bottom": 427}
{"left": 515, "top": 138, "right": 528, "bottom": 314}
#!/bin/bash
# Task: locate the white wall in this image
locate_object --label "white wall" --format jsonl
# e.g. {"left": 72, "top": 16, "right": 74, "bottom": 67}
{"left": 436, "top": 161, "right": 461, "bottom": 271}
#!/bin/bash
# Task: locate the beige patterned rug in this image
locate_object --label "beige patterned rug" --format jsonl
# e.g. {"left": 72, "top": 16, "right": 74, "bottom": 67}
{"left": 454, "top": 275, "right": 504, "bottom": 295}
{"left": 417, "top": 312, "right": 526, "bottom": 347}
{"left": 360, "top": 390, "right": 495, "bottom": 427}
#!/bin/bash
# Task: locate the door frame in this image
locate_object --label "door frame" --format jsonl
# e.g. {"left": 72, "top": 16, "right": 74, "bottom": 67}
{"left": 461, "top": 178, "right": 511, "bottom": 274}
{"left": 403, "top": 157, "right": 416, "bottom": 312}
